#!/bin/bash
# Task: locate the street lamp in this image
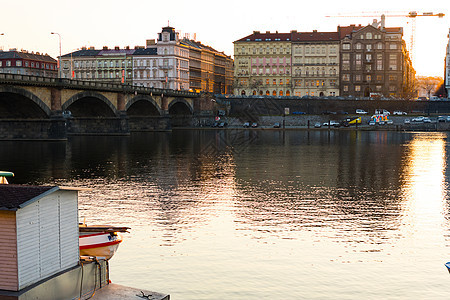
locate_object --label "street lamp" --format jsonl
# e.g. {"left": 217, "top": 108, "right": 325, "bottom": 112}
{"left": 51, "top": 32, "right": 61, "bottom": 78}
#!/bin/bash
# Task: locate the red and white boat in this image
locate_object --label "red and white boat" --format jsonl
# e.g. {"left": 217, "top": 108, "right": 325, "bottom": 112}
{"left": 79, "top": 224, "right": 130, "bottom": 260}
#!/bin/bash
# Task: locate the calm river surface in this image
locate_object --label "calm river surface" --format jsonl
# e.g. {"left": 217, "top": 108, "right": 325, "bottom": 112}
{"left": 2, "top": 130, "right": 450, "bottom": 299}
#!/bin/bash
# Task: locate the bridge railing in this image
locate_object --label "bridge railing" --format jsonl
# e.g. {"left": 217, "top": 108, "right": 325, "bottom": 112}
{"left": 0, "top": 73, "right": 200, "bottom": 97}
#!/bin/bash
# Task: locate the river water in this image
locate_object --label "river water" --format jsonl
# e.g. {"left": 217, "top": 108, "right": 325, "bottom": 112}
{"left": 2, "top": 130, "right": 450, "bottom": 299}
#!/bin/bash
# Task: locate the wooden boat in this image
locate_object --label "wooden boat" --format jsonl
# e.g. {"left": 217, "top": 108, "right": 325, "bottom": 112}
{"left": 79, "top": 224, "right": 130, "bottom": 260}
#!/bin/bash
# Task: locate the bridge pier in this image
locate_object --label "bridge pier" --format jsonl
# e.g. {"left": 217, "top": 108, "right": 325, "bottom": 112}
{"left": 0, "top": 118, "right": 67, "bottom": 140}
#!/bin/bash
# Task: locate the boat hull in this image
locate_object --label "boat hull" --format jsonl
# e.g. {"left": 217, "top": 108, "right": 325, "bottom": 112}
{"left": 79, "top": 232, "right": 123, "bottom": 260}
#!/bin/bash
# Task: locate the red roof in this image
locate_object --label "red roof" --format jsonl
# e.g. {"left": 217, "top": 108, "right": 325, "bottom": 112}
{"left": 234, "top": 31, "right": 292, "bottom": 43}
{"left": 338, "top": 25, "right": 364, "bottom": 39}
{"left": 291, "top": 31, "right": 339, "bottom": 41}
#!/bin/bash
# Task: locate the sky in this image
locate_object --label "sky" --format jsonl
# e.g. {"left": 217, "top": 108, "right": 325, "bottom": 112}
{"left": 0, "top": 0, "right": 448, "bottom": 77}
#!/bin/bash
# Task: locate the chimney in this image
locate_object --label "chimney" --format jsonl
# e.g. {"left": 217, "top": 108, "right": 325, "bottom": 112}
{"left": 266, "top": 31, "right": 270, "bottom": 34}
{"left": 103, "top": 46, "right": 108, "bottom": 50}
{"left": 114, "top": 46, "right": 120, "bottom": 50}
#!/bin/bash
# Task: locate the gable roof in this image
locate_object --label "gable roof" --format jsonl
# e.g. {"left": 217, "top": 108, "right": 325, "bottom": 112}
{"left": 0, "top": 185, "right": 57, "bottom": 210}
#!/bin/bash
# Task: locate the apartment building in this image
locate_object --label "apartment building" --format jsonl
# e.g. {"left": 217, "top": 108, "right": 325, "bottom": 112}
{"left": 445, "top": 29, "right": 450, "bottom": 97}
{"left": 60, "top": 26, "right": 232, "bottom": 93}
{"left": 234, "top": 31, "right": 292, "bottom": 96}
{"left": 291, "top": 30, "right": 340, "bottom": 97}
{"left": 234, "top": 24, "right": 415, "bottom": 98}
{"left": 181, "top": 39, "right": 234, "bottom": 94}
{"left": 338, "top": 24, "right": 415, "bottom": 98}
{"left": 0, "top": 49, "right": 57, "bottom": 77}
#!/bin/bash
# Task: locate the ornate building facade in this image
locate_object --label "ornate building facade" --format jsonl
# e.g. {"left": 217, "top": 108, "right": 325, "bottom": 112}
{"left": 291, "top": 30, "right": 340, "bottom": 97}
{"left": 234, "top": 24, "right": 415, "bottom": 98}
{"left": 60, "top": 26, "right": 232, "bottom": 93}
{"left": 338, "top": 24, "right": 415, "bottom": 98}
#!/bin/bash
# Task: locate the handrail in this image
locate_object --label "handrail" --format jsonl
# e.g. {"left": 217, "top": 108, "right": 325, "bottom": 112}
{"left": 0, "top": 73, "right": 200, "bottom": 97}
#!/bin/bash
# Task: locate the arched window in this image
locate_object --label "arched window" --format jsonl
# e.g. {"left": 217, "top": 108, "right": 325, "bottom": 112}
{"left": 286, "top": 90, "right": 291, "bottom": 96}
{"left": 241, "top": 90, "right": 246, "bottom": 95}
{"left": 253, "top": 90, "right": 257, "bottom": 95}
{"left": 266, "top": 90, "right": 270, "bottom": 95}
{"left": 272, "top": 90, "right": 277, "bottom": 96}
{"left": 259, "top": 90, "right": 263, "bottom": 95}
{"left": 279, "top": 90, "right": 283, "bottom": 96}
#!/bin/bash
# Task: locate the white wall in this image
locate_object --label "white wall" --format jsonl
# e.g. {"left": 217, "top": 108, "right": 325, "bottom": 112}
{"left": 16, "top": 190, "right": 79, "bottom": 289}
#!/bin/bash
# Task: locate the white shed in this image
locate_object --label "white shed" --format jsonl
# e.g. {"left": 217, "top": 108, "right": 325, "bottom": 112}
{"left": 0, "top": 185, "right": 80, "bottom": 291}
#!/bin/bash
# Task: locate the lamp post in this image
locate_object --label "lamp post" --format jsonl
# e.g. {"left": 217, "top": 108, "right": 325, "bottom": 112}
{"left": 51, "top": 32, "right": 61, "bottom": 78}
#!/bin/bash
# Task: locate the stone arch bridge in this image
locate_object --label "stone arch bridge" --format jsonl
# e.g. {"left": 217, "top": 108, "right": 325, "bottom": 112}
{"left": 0, "top": 74, "right": 215, "bottom": 140}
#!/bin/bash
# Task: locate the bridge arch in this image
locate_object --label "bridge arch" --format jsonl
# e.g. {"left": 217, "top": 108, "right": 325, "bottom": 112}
{"left": 0, "top": 86, "right": 51, "bottom": 118}
{"left": 63, "top": 91, "right": 118, "bottom": 117}
{"left": 168, "top": 98, "right": 194, "bottom": 115}
{"left": 126, "top": 95, "right": 162, "bottom": 116}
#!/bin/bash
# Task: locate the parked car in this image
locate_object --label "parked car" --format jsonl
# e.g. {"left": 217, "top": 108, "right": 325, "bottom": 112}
{"left": 411, "top": 116, "right": 425, "bottom": 122}
{"left": 404, "top": 119, "right": 411, "bottom": 124}
{"left": 251, "top": 122, "right": 258, "bottom": 128}
{"left": 393, "top": 111, "right": 407, "bottom": 115}
{"left": 387, "top": 120, "right": 394, "bottom": 125}
{"left": 314, "top": 122, "right": 322, "bottom": 128}
{"left": 292, "top": 111, "right": 306, "bottom": 115}
{"left": 243, "top": 122, "right": 250, "bottom": 128}
{"left": 273, "top": 122, "right": 281, "bottom": 128}
{"left": 323, "top": 120, "right": 340, "bottom": 127}
{"left": 447, "top": 116, "right": 450, "bottom": 122}
{"left": 423, "top": 117, "right": 431, "bottom": 123}
{"left": 356, "top": 109, "right": 368, "bottom": 114}
{"left": 368, "top": 120, "right": 376, "bottom": 126}
{"left": 322, "top": 111, "right": 336, "bottom": 115}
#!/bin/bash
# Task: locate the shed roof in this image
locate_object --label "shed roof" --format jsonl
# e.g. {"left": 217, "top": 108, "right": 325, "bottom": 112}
{"left": 0, "top": 185, "right": 85, "bottom": 211}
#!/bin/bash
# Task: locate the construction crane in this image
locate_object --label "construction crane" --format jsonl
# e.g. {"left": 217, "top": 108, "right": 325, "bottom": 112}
{"left": 325, "top": 11, "right": 445, "bottom": 62}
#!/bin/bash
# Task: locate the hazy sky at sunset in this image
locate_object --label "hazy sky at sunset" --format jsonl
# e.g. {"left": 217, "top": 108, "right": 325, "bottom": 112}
{"left": 0, "top": 0, "right": 448, "bottom": 76}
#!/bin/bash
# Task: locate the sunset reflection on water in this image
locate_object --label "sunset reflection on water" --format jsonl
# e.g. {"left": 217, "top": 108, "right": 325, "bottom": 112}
{"left": 3, "top": 131, "right": 450, "bottom": 299}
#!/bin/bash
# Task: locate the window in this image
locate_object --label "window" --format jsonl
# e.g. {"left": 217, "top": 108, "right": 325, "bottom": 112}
{"left": 273, "top": 79, "right": 277, "bottom": 85}
{"left": 356, "top": 43, "right": 362, "bottom": 50}
{"left": 342, "top": 44, "right": 350, "bottom": 50}
{"left": 6, "top": 61, "right": 11, "bottom": 67}
{"left": 389, "top": 43, "right": 398, "bottom": 49}
{"left": 343, "top": 85, "right": 349, "bottom": 92}
{"left": 366, "top": 32, "right": 372, "bottom": 39}
{"left": 376, "top": 60, "right": 383, "bottom": 70}
{"left": 342, "top": 74, "right": 350, "bottom": 81}
{"left": 355, "top": 85, "right": 361, "bottom": 91}
{"left": 16, "top": 61, "right": 22, "bottom": 67}
{"left": 377, "top": 42, "right": 383, "bottom": 49}
{"left": 366, "top": 44, "right": 372, "bottom": 51}
{"left": 366, "top": 75, "right": 371, "bottom": 81}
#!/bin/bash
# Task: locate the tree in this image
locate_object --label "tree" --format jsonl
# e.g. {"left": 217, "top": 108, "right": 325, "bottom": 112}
{"left": 416, "top": 76, "right": 443, "bottom": 99}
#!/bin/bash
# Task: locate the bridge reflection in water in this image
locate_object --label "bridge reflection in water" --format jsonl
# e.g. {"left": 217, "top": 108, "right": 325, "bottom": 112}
{"left": 3, "top": 130, "right": 450, "bottom": 299}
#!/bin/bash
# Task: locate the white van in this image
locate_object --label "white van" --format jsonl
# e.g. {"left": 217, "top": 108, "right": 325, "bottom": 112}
{"left": 375, "top": 109, "right": 390, "bottom": 115}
